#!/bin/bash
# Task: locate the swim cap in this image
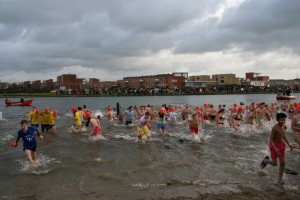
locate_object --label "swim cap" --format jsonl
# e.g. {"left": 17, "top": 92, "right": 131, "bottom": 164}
{"left": 159, "top": 108, "right": 166, "bottom": 114}
{"left": 108, "top": 106, "right": 112, "bottom": 111}
{"left": 233, "top": 103, "right": 237, "bottom": 107}
{"left": 296, "top": 105, "right": 300, "bottom": 112}
{"left": 195, "top": 109, "right": 201, "bottom": 113}
{"left": 53, "top": 110, "right": 58, "bottom": 115}
{"left": 86, "top": 112, "right": 92, "bottom": 118}
{"left": 44, "top": 107, "right": 50, "bottom": 111}
{"left": 71, "top": 107, "right": 77, "bottom": 112}
{"left": 35, "top": 109, "right": 40, "bottom": 114}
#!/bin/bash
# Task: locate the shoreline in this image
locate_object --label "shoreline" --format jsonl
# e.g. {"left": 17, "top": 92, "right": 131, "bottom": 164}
{"left": 10, "top": 183, "right": 300, "bottom": 200}
{"left": 0, "top": 92, "right": 299, "bottom": 98}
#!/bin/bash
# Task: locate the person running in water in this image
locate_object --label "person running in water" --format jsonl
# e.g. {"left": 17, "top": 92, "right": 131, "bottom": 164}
{"left": 291, "top": 105, "right": 300, "bottom": 151}
{"left": 188, "top": 113, "right": 201, "bottom": 136}
{"left": 41, "top": 107, "right": 51, "bottom": 133}
{"left": 255, "top": 102, "right": 269, "bottom": 126}
{"left": 85, "top": 112, "right": 102, "bottom": 137}
{"left": 232, "top": 107, "right": 244, "bottom": 132}
{"left": 48, "top": 110, "right": 58, "bottom": 133}
{"left": 71, "top": 107, "right": 82, "bottom": 132}
{"left": 124, "top": 106, "right": 135, "bottom": 126}
{"left": 105, "top": 106, "right": 115, "bottom": 127}
{"left": 261, "top": 113, "right": 292, "bottom": 187}
{"left": 11, "top": 120, "right": 43, "bottom": 167}
{"left": 181, "top": 104, "right": 192, "bottom": 121}
{"left": 216, "top": 108, "right": 226, "bottom": 127}
{"left": 136, "top": 112, "right": 151, "bottom": 141}
{"left": 157, "top": 107, "right": 167, "bottom": 135}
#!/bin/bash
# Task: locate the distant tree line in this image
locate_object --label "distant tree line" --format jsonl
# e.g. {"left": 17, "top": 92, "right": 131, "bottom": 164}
{"left": 1, "top": 84, "right": 299, "bottom": 96}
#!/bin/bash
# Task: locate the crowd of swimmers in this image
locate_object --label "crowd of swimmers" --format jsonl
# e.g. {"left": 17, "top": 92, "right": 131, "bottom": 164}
{"left": 7, "top": 100, "right": 300, "bottom": 175}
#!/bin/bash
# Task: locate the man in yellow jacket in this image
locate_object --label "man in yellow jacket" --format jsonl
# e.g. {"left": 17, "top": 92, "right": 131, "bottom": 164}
{"left": 48, "top": 110, "right": 58, "bottom": 133}
{"left": 41, "top": 107, "right": 51, "bottom": 133}
{"left": 72, "top": 107, "right": 82, "bottom": 128}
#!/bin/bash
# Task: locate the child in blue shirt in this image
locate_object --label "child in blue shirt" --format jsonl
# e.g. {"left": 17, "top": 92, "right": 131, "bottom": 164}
{"left": 11, "top": 120, "right": 43, "bottom": 167}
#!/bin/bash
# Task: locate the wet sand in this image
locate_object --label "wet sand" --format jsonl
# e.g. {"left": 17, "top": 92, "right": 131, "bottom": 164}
{"left": 170, "top": 186, "right": 300, "bottom": 200}
{"left": 56, "top": 184, "right": 300, "bottom": 200}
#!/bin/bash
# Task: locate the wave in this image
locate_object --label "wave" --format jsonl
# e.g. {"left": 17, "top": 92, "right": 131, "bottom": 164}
{"left": 17, "top": 154, "right": 60, "bottom": 175}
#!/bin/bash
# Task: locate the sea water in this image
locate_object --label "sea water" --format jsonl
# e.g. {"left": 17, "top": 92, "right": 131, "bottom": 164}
{"left": 0, "top": 94, "right": 299, "bottom": 199}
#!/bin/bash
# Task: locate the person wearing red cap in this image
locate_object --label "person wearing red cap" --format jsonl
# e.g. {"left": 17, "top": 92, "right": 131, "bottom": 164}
{"left": 104, "top": 105, "right": 115, "bottom": 127}
{"left": 157, "top": 107, "right": 167, "bottom": 135}
{"left": 232, "top": 107, "right": 244, "bottom": 132}
{"left": 291, "top": 105, "right": 300, "bottom": 151}
{"left": 71, "top": 107, "right": 82, "bottom": 131}
{"left": 188, "top": 113, "right": 201, "bottom": 137}
{"left": 48, "top": 110, "right": 59, "bottom": 133}
{"left": 85, "top": 112, "right": 102, "bottom": 137}
{"left": 41, "top": 107, "right": 51, "bottom": 133}
{"left": 255, "top": 102, "right": 269, "bottom": 126}
{"left": 25, "top": 108, "right": 41, "bottom": 129}
{"left": 229, "top": 107, "right": 238, "bottom": 127}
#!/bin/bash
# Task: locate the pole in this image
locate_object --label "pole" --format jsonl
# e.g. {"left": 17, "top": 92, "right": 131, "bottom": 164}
{"left": 116, "top": 102, "right": 120, "bottom": 116}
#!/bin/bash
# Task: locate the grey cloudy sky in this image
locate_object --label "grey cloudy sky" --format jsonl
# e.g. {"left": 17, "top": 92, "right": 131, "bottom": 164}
{"left": 0, "top": 0, "right": 299, "bottom": 82}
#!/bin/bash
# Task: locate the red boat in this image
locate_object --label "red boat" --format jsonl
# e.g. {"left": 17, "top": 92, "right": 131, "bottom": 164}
{"left": 276, "top": 94, "right": 296, "bottom": 101}
{"left": 5, "top": 98, "right": 33, "bottom": 106}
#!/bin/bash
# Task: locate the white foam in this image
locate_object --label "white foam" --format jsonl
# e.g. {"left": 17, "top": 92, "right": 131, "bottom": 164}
{"left": 130, "top": 183, "right": 166, "bottom": 188}
{"left": 18, "top": 154, "right": 60, "bottom": 174}
{"left": 89, "top": 134, "right": 106, "bottom": 141}
{"left": 193, "top": 134, "right": 201, "bottom": 143}
{"left": 203, "top": 120, "right": 211, "bottom": 125}
{"left": 94, "top": 157, "right": 102, "bottom": 162}
{"left": 114, "top": 134, "right": 135, "bottom": 141}
{"left": 69, "top": 126, "right": 87, "bottom": 133}
{"left": 65, "top": 112, "right": 73, "bottom": 117}
{"left": 92, "top": 110, "right": 104, "bottom": 118}
{"left": 2, "top": 134, "right": 15, "bottom": 141}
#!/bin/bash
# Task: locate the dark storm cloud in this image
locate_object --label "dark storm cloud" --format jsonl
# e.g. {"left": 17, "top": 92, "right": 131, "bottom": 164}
{"left": 174, "top": 0, "right": 300, "bottom": 54}
{"left": 0, "top": 0, "right": 299, "bottom": 82}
